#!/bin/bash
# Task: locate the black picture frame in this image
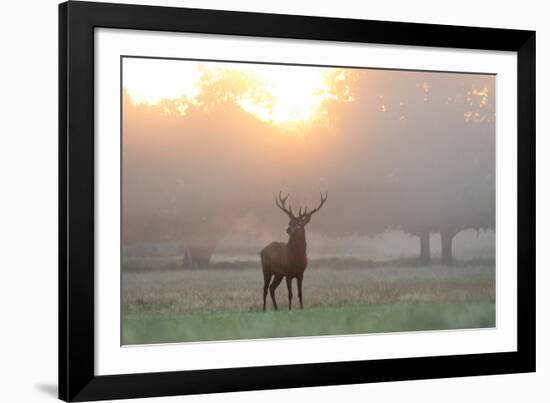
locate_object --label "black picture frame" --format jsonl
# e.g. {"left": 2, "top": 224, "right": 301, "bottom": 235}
{"left": 59, "top": 1, "right": 536, "bottom": 401}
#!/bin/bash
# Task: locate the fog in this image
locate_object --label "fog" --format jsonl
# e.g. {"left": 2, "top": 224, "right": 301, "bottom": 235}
{"left": 122, "top": 61, "right": 495, "bottom": 266}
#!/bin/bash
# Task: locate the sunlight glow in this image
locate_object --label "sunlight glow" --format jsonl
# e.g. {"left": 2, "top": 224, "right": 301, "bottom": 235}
{"left": 237, "top": 65, "right": 333, "bottom": 124}
{"left": 123, "top": 59, "right": 341, "bottom": 127}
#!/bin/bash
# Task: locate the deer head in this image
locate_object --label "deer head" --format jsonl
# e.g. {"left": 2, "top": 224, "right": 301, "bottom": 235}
{"left": 275, "top": 191, "right": 328, "bottom": 236}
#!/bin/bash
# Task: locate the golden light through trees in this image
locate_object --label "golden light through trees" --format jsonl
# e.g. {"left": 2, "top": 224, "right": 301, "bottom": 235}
{"left": 123, "top": 58, "right": 355, "bottom": 130}
{"left": 123, "top": 60, "right": 496, "bottom": 269}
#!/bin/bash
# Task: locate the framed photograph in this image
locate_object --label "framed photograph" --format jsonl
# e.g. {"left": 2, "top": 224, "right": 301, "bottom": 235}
{"left": 59, "top": 1, "right": 535, "bottom": 401}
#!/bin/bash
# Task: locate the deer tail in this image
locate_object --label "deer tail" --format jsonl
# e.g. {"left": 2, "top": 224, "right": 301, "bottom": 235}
{"left": 259, "top": 250, "right": 268, "bottom": 267}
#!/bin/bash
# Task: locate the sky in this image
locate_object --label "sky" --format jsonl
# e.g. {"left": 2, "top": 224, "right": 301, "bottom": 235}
{"left": 123, "top": 58, "right": 352, "bottom": 129}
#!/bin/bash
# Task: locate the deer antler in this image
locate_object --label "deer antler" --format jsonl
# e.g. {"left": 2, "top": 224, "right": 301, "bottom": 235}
{"left": 302, "top": 192, "right": 328, "bottom": 218}
{"left": 275, "top": 192, "right": 296, "bottom": 219}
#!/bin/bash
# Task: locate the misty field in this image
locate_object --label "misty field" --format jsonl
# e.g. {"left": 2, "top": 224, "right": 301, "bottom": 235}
{"left": 122, "top": 260, "right": 495, "bottom": 345}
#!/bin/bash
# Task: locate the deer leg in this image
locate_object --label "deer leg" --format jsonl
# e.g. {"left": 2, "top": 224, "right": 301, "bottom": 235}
{"left": 262, "top": 272, "right": 273, "bottom": 312}
{"left": 269, "top": 274, "right": 283, "bottom": 311}
{"left": 285, "top": 276, "right": 293, "bottom": 310}
{"left": 297, "top": 275, "right": 304, "bottom": 309}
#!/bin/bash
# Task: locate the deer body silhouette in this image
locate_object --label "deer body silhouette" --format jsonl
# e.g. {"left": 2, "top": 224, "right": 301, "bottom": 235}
{"left": 260, "top": 192, "right": 327, "bottom": 311}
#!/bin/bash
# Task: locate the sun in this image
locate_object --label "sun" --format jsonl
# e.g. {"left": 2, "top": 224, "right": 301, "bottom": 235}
{"left": 235, "top": 64, "right": 334, "bottom": 126}
{"left": 123, "top": 59, "right": 344, "bottom": 128}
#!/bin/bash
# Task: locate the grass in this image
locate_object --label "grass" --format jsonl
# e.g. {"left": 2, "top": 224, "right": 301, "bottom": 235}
{"left": 122, "top": 263, "right": 495, "bottom": 345}
{"left": 122, "top": 302, "right": 495, "bottom": 345}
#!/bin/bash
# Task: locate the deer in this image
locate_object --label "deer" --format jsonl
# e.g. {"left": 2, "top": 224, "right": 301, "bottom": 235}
{"left": 260, "top": 191, "right": 327, "bottom": 311}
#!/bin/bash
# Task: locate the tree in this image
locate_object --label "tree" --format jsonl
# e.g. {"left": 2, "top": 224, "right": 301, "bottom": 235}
{"left": 122, "top": 65, "right": 362, "bottom": 268}
{"left": 122, "top": 65, "right": 495, "bottom": 266}
{"left": 382, "top": 73, "right": 495, "bottom": 264}
{"left": 320, "top": 69, "right": 495, "bottom": 264}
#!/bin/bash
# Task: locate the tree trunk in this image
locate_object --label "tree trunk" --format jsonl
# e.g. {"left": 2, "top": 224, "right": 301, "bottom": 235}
{"left": 182, "top": 242, "right": 217, "bottom": 269}
{"left": 183, "top": 248, "right": 195, "bottom": 268}
{"left": 193, "top": 244, "right": 215, "bottom": 269}
{"left": 441, "top": 230, "right": 455, "bottom": 265}
{"left": 419, "top": 231, "right": 431, "bottom": 264}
